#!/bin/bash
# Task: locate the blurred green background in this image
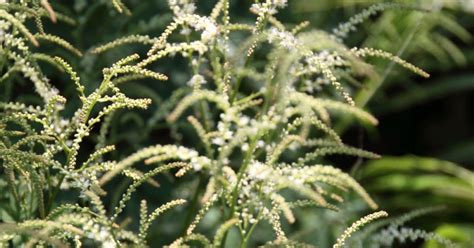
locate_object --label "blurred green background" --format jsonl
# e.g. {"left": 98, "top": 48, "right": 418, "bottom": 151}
{"left": 2, "top": 0, "right": 472, "bottom": 246}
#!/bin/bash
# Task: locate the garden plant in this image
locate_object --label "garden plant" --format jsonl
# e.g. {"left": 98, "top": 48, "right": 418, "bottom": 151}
{"left": 0, "top": 0, "right": 473, "bottom": 247}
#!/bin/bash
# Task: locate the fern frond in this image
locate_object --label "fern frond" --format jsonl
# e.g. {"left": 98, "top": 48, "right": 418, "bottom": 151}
{"left": 84, "top": 191, "right": 107, "bottom": 216}
{"left": 82, "top": 145, "right": 116, "bottom": 167}
{"left": 138, "top": 199, "right": 186, "bottom": 244}
{"left": 310, "top": 165, "right": 378, "bottom": 209}
{"left": 186, "top": 193, "right": 219, "bottom": 235}
{"left": 286, "top": 116, "right": 342, "bottom": 144}
{"left": 332, "top": 3, "right": 428, "bottom": 40}
{"left": 354, "top": 206, "right": 445, "bottom": 243}
{"left": 112, "top": 162, "right": 188, "bottom": 220}
{"left": 267, "top": 135, "right": 304, "bottom": 165}
{"left": 53, "top": 56, "right": 85, "bottom": 100}
{"left": 168, "top": 233, "right": 211, "bottom": 247}
{"left": 267, "top": 207, "right": 287, "bottom": 242}
{"left": 40, "top": 0, "right": 56, "bottom": 22}
{"left": 168, "top": 90, "right": 230, "bottom": 122}
{"left": 92, "top": 35, "right": 156, "bottom": 54}
{"left": 298, "top": 145, "right": 380, "bottom": 164}
{"left": 351, "top": 47, "right": 430, "bottom": 78}
{"left": 287, "top": 199, "right": 339, "bottom": 211}
{"left": 31, "top": 53, "right": 65, "bottom": 71}
{"left": 141, "top": 41, "right": 208, "bottom": 67}
{"left": 110, "top": 65, "right": 168, "bottom": 81}
{"left": 111, "top": 0, "right": 131, "bottom": 15}
{"left": 35, "top": 34, "right": 82, "bottom": 56}
{"left": 333, "top": 211, "right": 388, "bottom": 248}
{"left": 0, "top": 9, "right": 39, "bottom": 46}
{"left": 271, "top": 194, "right": 295, "bottom": 224}
{"left": 370, "top": 226, "right": 458, "bottom": 248}
{"left": 262, "top": 239, "right": 316, "bottom": 248}
{"left": 289, "top": 92, "right": 378, "bottom": 125}
{"left": 213, "top": 218, "right": 239, "bottom": 247}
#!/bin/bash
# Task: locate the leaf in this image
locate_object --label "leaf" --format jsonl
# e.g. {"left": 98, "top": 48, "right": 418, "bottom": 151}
{"left": 361, "top": 156, "right": 474, "bottom": 202}
{"left": 424, "top": 224, "right": 474, "bottom": 248}
{"left": 374, "top": 74, "right": 474, "bottom": 114}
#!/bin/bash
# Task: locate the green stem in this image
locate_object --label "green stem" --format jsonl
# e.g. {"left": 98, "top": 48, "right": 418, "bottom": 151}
{"left": 180, "top": 174, "right": 207, "bottom": 236}
{"left": 46, "top": 169, "right": 66, "bottom": 215}
{"left": 335, "top": 15, "right": 424, "bottom": 134}
{"left": 240, "top": 214, "right": 259, "bottom": 248}
{"left": 46, "top": 74, "right": 113, "bottom": 214}
{"left": 221, "top": 137, "right": 259, "bottom": 247}
{"left": 230, "top": 56, "right": 252, "bottom": 103}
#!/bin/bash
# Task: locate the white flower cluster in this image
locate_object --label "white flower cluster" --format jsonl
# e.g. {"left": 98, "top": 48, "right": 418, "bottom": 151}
{"left": 83, "top": 220, "right": 116, "bottom": 248}
{"left": 51, "top": 118, "right": 70, "bottom": 136}
{"left": 272, "top": 0, "right": 288, "bottom": 8}
{"left": 0, "top": 234, "right": 15, "bottom": 247}
{"left": 296, "top": 50, "right": 344, "bottom": 93}
{"left": 165, "top": 0, "right": 220, "bottom": 43}
{"left": 190, "top": 156, "right": 211, "bottom": 171}
{"left": 250, "top": 0, "right": 287, "bottom": 15}
{"left": 211, "top": 108, "right": 251, "bottom": 147}
{"left": 305, "top": 51, "right": 355, "bottom": 105}
{"left": 236, "top": 179, "right": 269, "bottom": 223}
{"left": 267, "top": 27, "right": 299, "bottom": 50}
{"left": 63, "top": 170, "right": 95, "bottom": 195}
{"left": 305, "top": 51, "right": 345, "bottom": 74}
{"left": 315, "top": 50, "right": 345, "bottom": 67}
{"left": 247, "top": 114, "right": 279, "bottom": 137}
{"left": 211, "top": 130, "right": 233, "bottom": 146}
{"left": 2, "top": 34, "right": 59, "bottom": 102}
{"left": 247, "top": 160, "right": 271, "bottom": 180}
{"left": 168, "top": 0, "right": 196, "bottom": 17}
{"left": 0, "top": 20, "right": 10, "bottom": 43}
{"left": 145, "top": 145, "right": 211, "bottom": 171}
{"left": 163, "top": 41, "right": 208, "bottom": 58}
{"left": 187, "top": 74, "right": 206, "bottom": 87}
{"left": 184, "top": 15, "right": 218, "bottom": 42}
{"left": 239, "top": 206, "right": 259, "bottom": 225}
{"left": 301, "top": 79, "right": 322, "bottom": 93}
{"left": 350, "top": 47, "right": 429, "bottom": 78}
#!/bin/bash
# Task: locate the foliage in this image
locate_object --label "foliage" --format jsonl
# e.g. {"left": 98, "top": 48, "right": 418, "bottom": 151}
{"left": 0, "top": 0, "right": 472, "bottom": 247}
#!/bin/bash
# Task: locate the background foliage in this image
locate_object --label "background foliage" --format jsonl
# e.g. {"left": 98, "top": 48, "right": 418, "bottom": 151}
{"left": 1, "top": 0, "right": 473, "bottom": 247}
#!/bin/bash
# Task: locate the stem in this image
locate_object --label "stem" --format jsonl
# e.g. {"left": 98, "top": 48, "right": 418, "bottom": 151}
{"left": 240, "top": 204, "right": 263, "bottom": 248}
{"left": 221, "top": 137, "right": 259, "bottom": 247}
{"left": 46, "top": 74, "right": 113, "bottom": 215}
{"left": 180, "top": 174, "right": 207, "bottom": 236}
{"left": 355, "top": 20, "right": 421, "bottom": 108}
{"left": 335, "top": 15, "right": 424, "bottom": 134}
{"left": 230, "top": 56, "right": 252, "bottom": 103}
{"left": 45, "top": 168, "right": 66, "bottom": 215}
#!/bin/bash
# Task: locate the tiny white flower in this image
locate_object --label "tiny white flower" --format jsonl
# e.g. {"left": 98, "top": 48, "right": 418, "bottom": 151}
{"left": 223, "top": 131, "right": 233, "bottom": 139}
{"left": 187, "top": 74, "right": 206, "bottom": 86}
{"left": 212, "top": 137, "right": 224, "bottom": 145}
{"left": 239, "top": 116, "right": 250, "bottom": 126}
{"left": 241, "top": 143, "right": 249, "bottom": 151}
{"left": 180, "top": 27, "right": 191, "bottom": 35}
{"left": 201, "top": 22, "right": 218, "bottom": 42}
{"left": 248, "top": 161, "right": 271, "bottom": 180}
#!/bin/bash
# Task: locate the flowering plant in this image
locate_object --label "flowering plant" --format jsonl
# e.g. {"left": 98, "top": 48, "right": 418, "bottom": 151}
{"left": 0, "top": 0, "right": 464, "bottom": 247}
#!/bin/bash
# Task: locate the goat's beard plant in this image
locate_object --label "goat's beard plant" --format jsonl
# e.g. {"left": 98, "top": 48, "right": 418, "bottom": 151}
{"left": 0, "top": 0, "right": 434, "bottom": 247}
